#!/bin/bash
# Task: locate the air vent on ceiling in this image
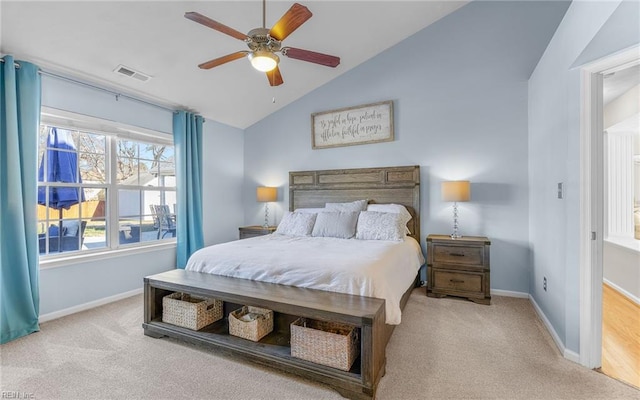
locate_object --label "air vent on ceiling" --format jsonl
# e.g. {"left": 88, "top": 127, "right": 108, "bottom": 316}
{"left": 113, "top": 65, "right": 151, "bottom": 82}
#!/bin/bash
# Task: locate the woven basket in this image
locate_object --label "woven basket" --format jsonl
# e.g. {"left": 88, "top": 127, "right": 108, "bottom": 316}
{"left": 162, "top": 292, "right": 222, "bottom": 330}
{"left": 290, "top": 318, "right": 360, "bottom": 371}
{"left": 228, "top": 306, "right": 274, "bottom": 342}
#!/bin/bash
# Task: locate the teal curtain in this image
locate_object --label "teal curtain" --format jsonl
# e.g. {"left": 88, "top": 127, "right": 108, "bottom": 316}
{"left": 0, "top": 56, "right": 41, "bottom": 344}
{"left": 173, "top": 111, "right": 204, "bottom": 268}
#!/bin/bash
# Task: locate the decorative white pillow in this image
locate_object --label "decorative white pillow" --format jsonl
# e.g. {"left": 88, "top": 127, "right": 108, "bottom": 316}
{"left": 293, "top": 207, "right": 326, "bottom": 214}
{"left": 366, "top": 204, "right": 412, "bottom": 224}
{"left": 275, "top": 212, "right": 317, "bottom": 236}
{"left": 356, "top": 211, "right": 406, "bottom": 241}
{"left": 325, "top": 199, "right": 368, "bottom": 212}
{"left": 366, "top": 203, "right": 413, "bottom": 235}
{"left": 311, "top": 211, "right": 359, "bottom": 239}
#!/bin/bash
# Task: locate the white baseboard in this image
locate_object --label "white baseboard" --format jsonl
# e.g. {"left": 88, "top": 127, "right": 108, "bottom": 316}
{"left": 528, "top": 295, "right": 580, "bottom": 364}
{"left": 564, "top": 348, "right": 580, "bottom": 364}
{"left": 491, "top": 289, "right": 529, "bottom": 298}
{"left": 603, "top": 278, "right": 640, "bottom": 306}
{"left": 39, "top": 287, "right": 143, "bottom": 323}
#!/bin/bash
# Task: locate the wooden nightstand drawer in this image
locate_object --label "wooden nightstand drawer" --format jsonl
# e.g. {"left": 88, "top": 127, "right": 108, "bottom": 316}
{"left": 426, "top": 234, "right": 491, "bottom": 305}
{"left": 433, "top": 270, "right": 483, "bottom": 293}
{"left": 433, "top": 245, "right": 483, "bottom": 266}
{"left": 239, "top": 226, "right": 276, "bottom": 240}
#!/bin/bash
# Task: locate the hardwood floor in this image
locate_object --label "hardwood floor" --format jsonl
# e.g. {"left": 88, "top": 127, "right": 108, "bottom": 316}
{"left": 601, "top": 283, "right": 640, "bottom": 389}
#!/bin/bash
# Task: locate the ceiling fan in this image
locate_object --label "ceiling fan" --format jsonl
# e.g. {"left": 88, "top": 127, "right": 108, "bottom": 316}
{"left": 185, "top": 1, "right": 340, "bottom": 87}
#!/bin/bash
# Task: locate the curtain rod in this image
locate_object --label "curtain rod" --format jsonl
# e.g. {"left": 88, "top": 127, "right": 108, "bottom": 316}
{"left": 2, "top": 58, "right": 179, "bottom": 115}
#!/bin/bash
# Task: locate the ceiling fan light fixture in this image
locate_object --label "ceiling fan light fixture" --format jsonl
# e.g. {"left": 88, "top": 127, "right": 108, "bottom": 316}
{"left": 249, "top": 50, "right": 279, "bottom": 72}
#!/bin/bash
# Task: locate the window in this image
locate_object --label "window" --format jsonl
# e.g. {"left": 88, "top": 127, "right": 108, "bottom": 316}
{"left": 37, "top": 112, "right": 175, "bottom": 258}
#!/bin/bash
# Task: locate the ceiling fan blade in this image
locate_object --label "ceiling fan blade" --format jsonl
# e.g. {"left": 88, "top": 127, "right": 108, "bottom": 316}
{"left": 266, "top": 66, "right": 284, "bottom": 86}
{"left": 198, "top": 52, "right": 248, "bottom": 69}
{"left": 269, "top": 3, "right": 312, "bottom": 41}
{"left": 185, "top": 12, "right": 249, "bottom": 41}
{"left": 282, "top": 47, "right": 340, "bottom": 68}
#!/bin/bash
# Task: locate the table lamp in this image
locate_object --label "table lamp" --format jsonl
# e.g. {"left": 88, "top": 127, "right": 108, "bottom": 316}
{"left": 256, "top": 186, "right": 277, "bottom": 228}
{"left": 442, "top": 181, "right": 470, "bottom": 239}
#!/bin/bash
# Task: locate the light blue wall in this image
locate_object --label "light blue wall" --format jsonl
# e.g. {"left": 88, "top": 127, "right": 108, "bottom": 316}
{"left": 244, "top": 1, "right": 569, "bottom": 290}
{"left": 528, "top": 0, "right": 640, "bottom": 354}
{"left": 202, "top": 119, "right": 245, "bottom": 246}
{"left": 39, "top": 74, "right": 244, "bottom": 316}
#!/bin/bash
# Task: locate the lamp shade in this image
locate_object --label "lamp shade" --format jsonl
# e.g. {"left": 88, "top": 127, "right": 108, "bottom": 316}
{"left": 442, "top": 181, "right": 470, "bottom": 202}
{"left": 256, "top": 186, "right": 277, "bottom": 202}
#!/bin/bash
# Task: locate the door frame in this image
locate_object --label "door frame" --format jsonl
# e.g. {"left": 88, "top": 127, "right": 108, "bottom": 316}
{"left": 579, "top": 45, "right": 639, "bottom": 369}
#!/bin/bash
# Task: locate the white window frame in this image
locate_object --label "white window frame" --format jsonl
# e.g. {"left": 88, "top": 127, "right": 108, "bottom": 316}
{"left": 39, "top": 107, "right": 176, "bottom": 269}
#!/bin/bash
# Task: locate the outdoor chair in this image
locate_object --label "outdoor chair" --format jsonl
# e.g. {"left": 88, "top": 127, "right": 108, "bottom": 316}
{"left": 39, "top": 220, "right": 87, "bottom": 253}
{"left": 151, "top": 205, "right": 176, "bottom": 239}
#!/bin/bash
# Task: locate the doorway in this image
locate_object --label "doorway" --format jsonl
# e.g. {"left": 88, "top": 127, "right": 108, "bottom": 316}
{"left": 580, "top": 47, "right": 640, "bottom": 388}
{"left": 601, "top": 63, "right": 640, "bottom": 388}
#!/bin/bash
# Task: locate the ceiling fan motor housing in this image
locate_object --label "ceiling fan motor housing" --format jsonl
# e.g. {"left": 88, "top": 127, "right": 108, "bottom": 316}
{"left": 246, "top": 28, "right": 282, "bottom": 53}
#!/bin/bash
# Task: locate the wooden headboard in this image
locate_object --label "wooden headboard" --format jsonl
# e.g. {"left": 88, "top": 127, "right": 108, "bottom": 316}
{"left": 289, "top": 165, "right": 421, "bottom": 241}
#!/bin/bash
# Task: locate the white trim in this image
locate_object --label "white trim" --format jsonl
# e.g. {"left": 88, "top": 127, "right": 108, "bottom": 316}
{"left": 491, "top": 289, "right": 529, "bottom": 298}
{"left": 529, "top": 295, "right": 580, "bottom": 363}
{"left": 579, "top": 45, "right": 640, "bottom": 370}
{"left": 41, "top": 106, "right": 173, "bottom": 143}
{"left": 603, "top": 278, "right": 640, "bottom": 306}
{"left": 564, "top": 348, "right": 581, "bottom": 364}
{"left": 39, "top": 287, "right": 143, "bottom": 323}
{"left": 39, "top": 241, "right": 176, "bottom": 270}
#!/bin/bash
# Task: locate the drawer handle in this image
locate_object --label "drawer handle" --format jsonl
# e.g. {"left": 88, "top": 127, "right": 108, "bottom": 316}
{"left": 449, "top": 253, "right": 465, "bottom": 257}
{"left": 450, "top": 279, "right": 465, "bottom": 284}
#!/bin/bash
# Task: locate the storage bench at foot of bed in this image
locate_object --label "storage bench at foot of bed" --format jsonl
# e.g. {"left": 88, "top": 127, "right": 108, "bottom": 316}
{"left": 143, "top": 269, "right": 387, "bottom": 400}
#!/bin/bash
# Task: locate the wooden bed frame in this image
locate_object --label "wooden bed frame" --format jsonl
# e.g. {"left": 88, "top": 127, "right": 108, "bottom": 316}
{"left": 289, "top": 165, "right": 421, "bottom": 346}
{"left": 143, "top": 165, "right": 421, "bottom": 399}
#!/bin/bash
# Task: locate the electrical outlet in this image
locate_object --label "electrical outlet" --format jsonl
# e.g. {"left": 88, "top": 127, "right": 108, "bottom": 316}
{"left": 543, "top": 277, "right": 547, "bottom": 292}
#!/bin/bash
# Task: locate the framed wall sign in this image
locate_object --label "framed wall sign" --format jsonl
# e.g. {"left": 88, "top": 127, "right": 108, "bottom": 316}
{"left": 311, "top": 100, "right": 394, "bottom": 149}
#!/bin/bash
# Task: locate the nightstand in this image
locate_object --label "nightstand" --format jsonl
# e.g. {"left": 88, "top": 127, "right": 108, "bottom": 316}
{"left": 238, "top": 225, "right": 276, "bottom": 239}
{"left": 426, "top": 234, "right": 491, "bottom": 305}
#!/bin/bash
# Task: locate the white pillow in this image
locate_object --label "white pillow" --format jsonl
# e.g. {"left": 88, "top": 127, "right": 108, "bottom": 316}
{"left": 311, "top": 212, "right": 359, "bottom": 239}
{"left": 325, "top": 199, "right": 368, "bottom": 212}
{"left": 275, "top": 212, "right": 317, "bottom": 236}
{"left": 366, "top": 203, "right": 412, "bottom": 235}
{"left": 293, "top": 207, "right": 326, "bottom": 214}
{"left": 366, "top": 204, "right": 412, "bottom": 224}
{"left": 355, "top": 211, "right": 406, "bottom": 241}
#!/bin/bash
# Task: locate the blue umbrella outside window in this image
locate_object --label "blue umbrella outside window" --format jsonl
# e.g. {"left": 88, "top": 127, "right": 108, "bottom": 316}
{"left": 37, "top": 127, "right": 85, "bottom": 252}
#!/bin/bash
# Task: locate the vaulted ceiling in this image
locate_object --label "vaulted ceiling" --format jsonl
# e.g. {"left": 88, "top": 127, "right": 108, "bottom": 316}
{"left": 1, "top": 1, "right": 468, "bottom": 128}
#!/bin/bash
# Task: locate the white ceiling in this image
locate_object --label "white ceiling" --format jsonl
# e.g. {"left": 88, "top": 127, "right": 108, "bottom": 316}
{"left": 1, "top": 1, "right": 468, "bottom": 129}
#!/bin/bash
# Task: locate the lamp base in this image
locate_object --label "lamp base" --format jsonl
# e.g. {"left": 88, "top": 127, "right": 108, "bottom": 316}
{"left": 263, "top": 203, "right": 270, "bottom": 228}
{"left": 450, "top": 202, "right": 462, "bottom": 239}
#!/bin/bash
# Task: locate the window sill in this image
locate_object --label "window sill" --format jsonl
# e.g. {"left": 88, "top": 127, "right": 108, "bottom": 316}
{"left": 39, "top": 241, "right": 177, "bottom": 270}
{"left": 604, "top": 236, "right": 640, "bottom": 254}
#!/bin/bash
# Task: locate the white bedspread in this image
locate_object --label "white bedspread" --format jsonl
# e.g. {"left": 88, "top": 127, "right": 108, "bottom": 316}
{"left": 186, "top": 234, "right": 425, "bottom": 325}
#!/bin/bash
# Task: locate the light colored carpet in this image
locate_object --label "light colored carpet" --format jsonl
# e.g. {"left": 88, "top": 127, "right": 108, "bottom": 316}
{"left": 1, "top": 289, "right": 638, "bottom": 400}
